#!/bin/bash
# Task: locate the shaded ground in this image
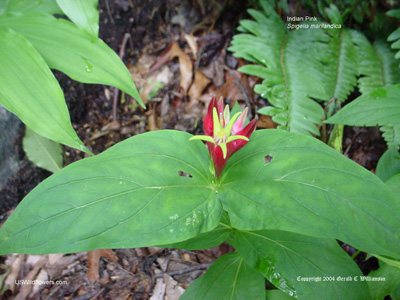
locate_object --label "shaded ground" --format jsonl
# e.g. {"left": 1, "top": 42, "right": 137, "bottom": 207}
{"left": 0, "top": 0, "right": 387, "bottom": 299}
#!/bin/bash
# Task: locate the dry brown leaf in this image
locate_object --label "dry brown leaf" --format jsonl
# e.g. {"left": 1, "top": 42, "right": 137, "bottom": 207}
{"left": 257, "top": 114, "right": 277, "bottom": 129}
{"left": 4, "top": 254, "right": 24, "bottom": 294}
{"left": 87, "top": 249, "right": 118, "bottom": 284}
{"left": 14, "top": 256, "right": 46, "bottom": 300}
{"left": 188, "top": 70, "right": 211, "bottom": 109}
{"left": 149, "top": 42, "right": 193, "bottom": 93}
{"left": 184, "top": 33, "right": 198, "bottom": 58}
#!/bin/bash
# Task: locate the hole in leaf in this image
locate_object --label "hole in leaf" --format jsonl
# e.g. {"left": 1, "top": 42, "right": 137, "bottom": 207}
{"left": 264, "top": 155, "right": 273, "bottom": 164}
{"left": 178, "top": 171, "right": 193, "bottom": 178}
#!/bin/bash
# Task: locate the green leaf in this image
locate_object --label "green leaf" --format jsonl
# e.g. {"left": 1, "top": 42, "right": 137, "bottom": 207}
{"left": 23, "top": 127, "right": 63, "bottom": 173}
{"left": 326, "top": 84, "right": 400, "bottom": 127}
{"left": 386, "top": 173, "right": 400, "bottom": 202}
{"left": 219, "top": 129, "right": 400, "bottom": 258}
{"left": 374, "top": 255, "right": 400, "bottom": 271}
{"left": 327, "top": 124, "right": 344, "bottom": 153}
{"left": 0, "top": 131, "right": 221, "bottom": 254}
{"left": 180, "top": 253, "right": 266, "bottom": 300}
{"left": 368, "top": 262, "right": 400, "bottom": 300}
{"left": 266, "top": 289, "right": 296, "bottom": 300}
{"left": 351, "top": 30, "right": 400, "bottom": 95}
{"left": 4, "top": 0, "right": 62, "bottom": 15}
{"left": 324, "top": 28, "right": 357, "bottom": 102}
{"left": 229, "top": 2, "right": 328, "bottom": 136}
{"left": 160, "top": 212, "right": 231, "bottom": 250}
{"left": 376, "top": 148, "right": 400, "bottom": 182}
{"left": 0, "top": 27, "right": 89, "bottom": 153}
{"left": 55, "top": 0, "right": 98, "bottom": 36}
{"left": 0, "top": 13, "right": 143, "bottom": 108}
{"left": 229, "top": 230, "right": 369, "bottom": 300}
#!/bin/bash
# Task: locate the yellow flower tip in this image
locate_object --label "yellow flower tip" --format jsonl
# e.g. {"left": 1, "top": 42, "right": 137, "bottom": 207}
{"left": 226, "top": 135, "right": 249, "bottom": 143}
{"left": 219, "top": 143, "right": 227, "bottom": 159}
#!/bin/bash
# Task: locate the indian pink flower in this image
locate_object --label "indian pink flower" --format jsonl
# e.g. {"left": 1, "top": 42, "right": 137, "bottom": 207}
{"left": 190, "top": 96, "right": 257, "bottom": 178}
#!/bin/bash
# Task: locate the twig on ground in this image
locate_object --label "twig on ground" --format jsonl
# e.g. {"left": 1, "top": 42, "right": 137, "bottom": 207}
{"left": 112, "top": 33, "right": 131, "bottom": 122}
{"left": 154, "top": 263, "right": 212, "bottom": 279}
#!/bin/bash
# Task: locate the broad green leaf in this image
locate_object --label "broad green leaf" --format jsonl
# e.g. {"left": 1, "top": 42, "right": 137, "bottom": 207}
{"left": 368, "top": 262, "right": 400, "bottom": 300}
{"left": 55, "top": 0, "right": 98, "bottom": 36}
{"left": 326, "top": 84, "right": 400, "bottom": 126}
{"left": 4, "top": 0, "right": 62, "bottom": 15}
{"left": 159, "top": 212, "right": 231, "bottom": 250}
{"left": 0, "top": 131, "right": 221, "bottom": 254}
{"left": 386, "top": 173, "right": 400, "bottom": 202}
{"left": 266, "top": 289, "right": 296, "bottom": 300}
{"left": 23, "top": 127, "right": 63, "bottom": 173}
{"left": 0, "top": 27, "right": 89, "bottom": 153}
{"left": 180, "top": 253, "right": 265, "bottom": 300}
{"left": 374, "top": 255, "right": 400, "bottom": 271}
{"left": 219, "top": 129, "right": 400, "bottom": 258}
{"left": 0, "top": 13, "right": 143, "bottom": 107}
{"left": 229, "top": 230, "right": 370, "bottom": 300}
{"left": 376, "top": 148, "right": 400, "bottom": 182}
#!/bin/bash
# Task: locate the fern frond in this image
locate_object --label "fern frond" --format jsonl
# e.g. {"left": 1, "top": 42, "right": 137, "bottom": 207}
{"left": 323, "top": 28, "right": 358, "bottom": 102}
{"left": 387, "top": 9, "right": 400, "bottom": 67}
{"left": 381, "top": 125, "right": 400, "bottom": 150}
{"left": 352, "top": 30, "right": 400, "bottom": 94}
{"left": 229, "top": 0, "right": 329, "bottom": 136}
{"left": 351, "top": 30, "right": 400, "bottom": 149}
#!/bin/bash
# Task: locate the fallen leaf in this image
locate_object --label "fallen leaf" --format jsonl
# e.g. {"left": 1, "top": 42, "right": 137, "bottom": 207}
{"left": 14, "top": 256, "right": 46, "bottom": 300}
{"left": 87, "top": 249, "right": 118, "bottom": 284}
{"left": 4, "top": 254, "right": 24, "bottom": 294}
{"left": 184, "top": 33, "right": 198, "bottom": 58}
{"left": 188, "top": 70, "right": 211, "bottom": 108}
{"left": 149, "top": 42, "right": 193, "bottom": 92}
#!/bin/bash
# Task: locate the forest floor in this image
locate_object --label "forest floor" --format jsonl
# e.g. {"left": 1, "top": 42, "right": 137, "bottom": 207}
{"left": 0, "top": 0, "right": 386, "bottom": 299}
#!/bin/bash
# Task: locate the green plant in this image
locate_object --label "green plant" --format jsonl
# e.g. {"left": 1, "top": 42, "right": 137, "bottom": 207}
{"left": 0, "top": 0, "right": 143, "bottom": 154}
{"left": 0, "top": 99, "right": 399, "bottom": 299}
{"left": 229, "top": 1, "right": 400, "bottom": 139}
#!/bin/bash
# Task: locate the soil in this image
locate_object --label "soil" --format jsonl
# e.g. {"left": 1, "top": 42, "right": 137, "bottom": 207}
{"left": 0, "top": 0, "right": 388, "bottom": 299}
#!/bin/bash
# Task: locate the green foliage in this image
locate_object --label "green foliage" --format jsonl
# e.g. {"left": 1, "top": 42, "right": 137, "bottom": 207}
{"left": 229, "top": 1, "right": 366, "bottom": 136}
{"left": 368, "top": 262, "right": 400, "bottom": 300}
{"left": 0, "top": 0, "right": 143, "bottom": 154}
{"left": 180, "top": 253, "right": 266, "bottom": 300}
{"left": 387, "top": 173, "right": 400, "bottom": 202}
{"left": 55, "top": 0, "right": 99, "bottom": 36}
{"left": 1, "top": 130, "right": 399, "bottom": 260}
{"left": 323, "top": 5, "right": 358, "bottom": 103}
{"left": 229, "top": 1, "right": 328, "bottom": 136}
{"left": 0, "top": 27, "right": 88, "bottom": 152}
{"left": 220, "top": 130, "right": 400, "bottom": 258}
{"left": 326, "top": 84, "right": 400, "bottom": 127}
{"left": 1, "top": 128, "right": 399, "bottom": 298}
{"left": 23, "top": 127, "right": 63, "bottom": 173}
{"left": 376, "top": 148, "right": 400, "bottom": 182}
{"left": 323, "top": 27, "right": 358, "bottom": 102}
{"left": 229, "top": 230, "right": 369, "bottom": 299}
{"left": 387, "top": 9, "right": 400, "bottom": 67}
{"left": 0, "top": 131, "right": 221, "bottom": 254}
{"left": 351, "top": 30, "right": 400, "bottom": 94}
{"left": 3, "top": 0, "right": 62, "bottom": 14}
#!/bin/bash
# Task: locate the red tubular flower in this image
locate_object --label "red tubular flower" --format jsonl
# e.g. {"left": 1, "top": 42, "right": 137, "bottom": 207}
{"left": 190, "top": 96, "right": 257, "bottom": 178}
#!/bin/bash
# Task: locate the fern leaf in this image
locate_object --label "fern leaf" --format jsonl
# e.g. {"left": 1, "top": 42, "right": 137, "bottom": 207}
{"left": 352, "top": 30, "right": 400, "bottom": 94}
{"left": 324, "top": 28, "right": 358, "bottom": 102}
{"left": 387, "top": 9, "right": 400, "bottom": 67}
{"left": 351, "top": 30, "right": 400, "bottom": 149}
{"left": 381, "top": 125, "right": 400, "bottom": 150}
{"left": 229, "top": 0, "right": 328, "bottom": 136}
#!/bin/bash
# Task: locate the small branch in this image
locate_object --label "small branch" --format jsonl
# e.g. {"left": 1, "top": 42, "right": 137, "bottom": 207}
{"left": 154, "top": 263, "right": 212, "bottom": 279}
{"left": 112, "top": 33, "right": 131, "bottom": 122}
{"left": 223, "top": 66, "right": 252, "bottom": 119}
